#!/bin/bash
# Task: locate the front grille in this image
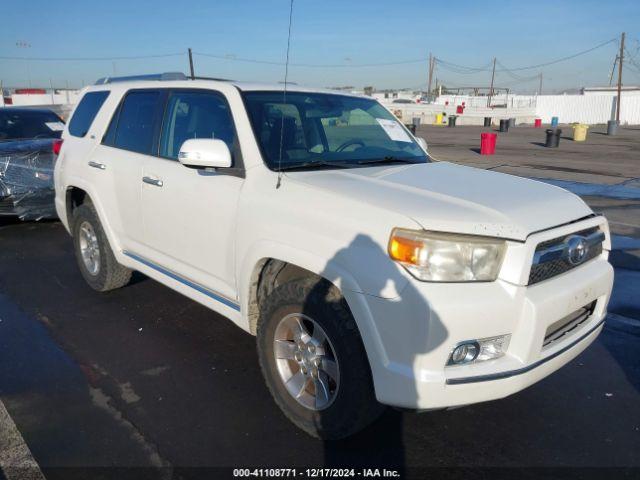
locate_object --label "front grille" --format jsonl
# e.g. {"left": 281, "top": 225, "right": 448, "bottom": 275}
{"left": 543, "top": 301, "right": 596, "bottom": 347}
{"left": 528, "top": 227, "right": 603, "bottom": 285}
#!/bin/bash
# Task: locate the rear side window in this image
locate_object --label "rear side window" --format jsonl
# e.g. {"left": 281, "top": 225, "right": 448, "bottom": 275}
{"left": 110, "top": 90, "right": 162, "bottom": 154}
{"left": 68, "top": 91, "right": 109, "bottom": 137}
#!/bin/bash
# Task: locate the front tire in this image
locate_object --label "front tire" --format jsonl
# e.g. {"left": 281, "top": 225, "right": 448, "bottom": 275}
{"left": 257, "top": 277, "right": 384, "bottom": 439}
{"left": 72, "top": 201, "right": 132, "bottom": 292}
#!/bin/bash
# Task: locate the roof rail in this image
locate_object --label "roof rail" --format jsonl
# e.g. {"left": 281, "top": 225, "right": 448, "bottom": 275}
{"left": 94, "top": 72, "right": 187, "bottom": 85}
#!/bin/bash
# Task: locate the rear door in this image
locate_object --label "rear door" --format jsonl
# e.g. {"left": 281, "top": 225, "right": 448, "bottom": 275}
{"left": 140, "top": 89, "right": 243, "bottom": 302}
{"left": 93, "top": 89, "right": 165, "bottom": 252}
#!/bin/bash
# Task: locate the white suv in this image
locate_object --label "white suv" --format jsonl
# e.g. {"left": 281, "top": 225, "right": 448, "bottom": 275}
{"left": 54, "top": 73, "right": 614, "bottom": 439}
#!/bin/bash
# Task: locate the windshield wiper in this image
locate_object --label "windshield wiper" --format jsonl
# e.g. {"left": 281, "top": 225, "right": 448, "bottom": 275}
{"left": 356, "top": 156, "right": 419, "bottom": 165}
{"left": 277, "top": 160, "right": 352, "bottom": 171}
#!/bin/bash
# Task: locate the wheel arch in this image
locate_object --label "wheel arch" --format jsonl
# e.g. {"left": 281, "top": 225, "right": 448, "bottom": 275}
{"left": 241, "top": 245, "right": 391, "bottom": 407}
{"left": 65, "top": 185, "right": 88, "bottom": 229}
{"left": 240, "top": 243, "right": 364, "bottom": 335}
{"left": 239, "top": 242, "right": 389, "bottom": 366}
{"left": 62, "top": 181, "right": 124, "bottom": 261}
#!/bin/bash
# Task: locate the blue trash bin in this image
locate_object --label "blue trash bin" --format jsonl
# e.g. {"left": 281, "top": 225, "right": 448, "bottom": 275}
{"left": 551, "top": 116, "right": 559, "bottom": 127}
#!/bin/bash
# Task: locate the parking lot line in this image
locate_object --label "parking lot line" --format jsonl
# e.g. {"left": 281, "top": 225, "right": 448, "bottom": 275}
{"left": 0, "top": 399, "right": 45, "bottom": 480}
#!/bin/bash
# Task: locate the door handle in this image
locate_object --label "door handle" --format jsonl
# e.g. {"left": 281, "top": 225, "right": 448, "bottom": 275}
{"left": 142, "top": 176, "right": 163, "bottom": 187}
{"left": 88, "top": 161, "right": 106, "bottom": 170}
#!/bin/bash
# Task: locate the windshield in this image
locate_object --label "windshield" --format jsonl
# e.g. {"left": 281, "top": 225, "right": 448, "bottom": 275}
{"left": 243, "top": 91, "right": 428, "bottom": 170}
{"left": 0, "top": 110, "right": 64, "bottom": 141}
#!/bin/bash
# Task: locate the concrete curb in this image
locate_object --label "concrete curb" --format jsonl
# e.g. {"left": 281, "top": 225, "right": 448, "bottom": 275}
{"left": 0, "top": 400, "right": 45, "bottom": 480}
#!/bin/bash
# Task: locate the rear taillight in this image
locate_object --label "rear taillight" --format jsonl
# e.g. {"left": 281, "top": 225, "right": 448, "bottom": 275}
{"left": 53, "top": 139, "right": 63, "bottom": 155}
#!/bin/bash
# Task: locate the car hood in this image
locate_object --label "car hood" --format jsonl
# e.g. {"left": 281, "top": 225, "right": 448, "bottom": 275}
{"left": 286, "top": 162, "right": 593, "bottom": 241}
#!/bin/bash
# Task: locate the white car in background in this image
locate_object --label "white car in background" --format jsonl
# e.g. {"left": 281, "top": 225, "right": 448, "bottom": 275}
{"left": 54, "top": 73, "right": 613, "bottom": 439}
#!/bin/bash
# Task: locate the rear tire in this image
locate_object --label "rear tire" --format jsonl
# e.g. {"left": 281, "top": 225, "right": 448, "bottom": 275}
{"left": 72, "top": 201, "right": 132, "bottom": 292}
{"left": 257, "top": 276, "right": 384, "bottom": 439}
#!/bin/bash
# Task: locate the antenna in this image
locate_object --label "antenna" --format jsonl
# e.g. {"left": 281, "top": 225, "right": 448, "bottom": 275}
{"left": 276, "top": 0, "right": 294, "bottom": 189}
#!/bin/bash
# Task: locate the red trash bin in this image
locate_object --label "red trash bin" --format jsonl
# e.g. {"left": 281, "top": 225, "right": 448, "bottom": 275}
{"left": 456, "top": 105, "right": 464, "bottom": 114}
{"left": 480, "top": 133, "right": 497, "bottom": 155}
{"left": 534, "top": 118, "right": 542, "bottom": 128}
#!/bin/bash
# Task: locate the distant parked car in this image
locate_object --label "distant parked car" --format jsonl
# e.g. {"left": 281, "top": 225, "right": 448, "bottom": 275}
{"left": 392, "top": 98, "right": 414, "bottom": 104}
{"left": 0, "top": 108, "right": 64, "bottom": 220}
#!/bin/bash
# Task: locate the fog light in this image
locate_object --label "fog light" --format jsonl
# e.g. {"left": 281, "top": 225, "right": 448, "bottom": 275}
{"left": 447, "top": 335, "right": 511, "bottom": 366}
{"left": 449, "top": 342, "right": 479, "bottom": 365}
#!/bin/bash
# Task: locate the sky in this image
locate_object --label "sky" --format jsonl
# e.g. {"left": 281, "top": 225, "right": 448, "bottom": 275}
{"left": 1, "top": 0, "right": 639, "bottom": 92}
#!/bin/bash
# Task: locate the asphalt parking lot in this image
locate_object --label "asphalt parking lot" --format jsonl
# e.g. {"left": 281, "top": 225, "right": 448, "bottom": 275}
{"left": 1, "top": 124, "right": 639, "bottom": 479}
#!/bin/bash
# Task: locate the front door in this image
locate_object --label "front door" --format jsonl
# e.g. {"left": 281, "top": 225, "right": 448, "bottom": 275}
{"left": 140, "top": 89, "right": 243, "bottom": 301}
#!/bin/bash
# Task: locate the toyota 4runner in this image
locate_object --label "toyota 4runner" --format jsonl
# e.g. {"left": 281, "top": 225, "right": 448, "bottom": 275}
{"left": 54, "top": 73, "right": 614, "bottom": 439}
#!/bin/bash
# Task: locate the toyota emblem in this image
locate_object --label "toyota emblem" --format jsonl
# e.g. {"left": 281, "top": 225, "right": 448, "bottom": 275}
{"left": 566, "top": 235, "right": 589, "bottom": 265}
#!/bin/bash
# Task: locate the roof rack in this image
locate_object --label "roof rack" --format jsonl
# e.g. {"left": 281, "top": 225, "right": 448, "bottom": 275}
{"left": 94, "top": 72, "right": 188, "bottom": 85}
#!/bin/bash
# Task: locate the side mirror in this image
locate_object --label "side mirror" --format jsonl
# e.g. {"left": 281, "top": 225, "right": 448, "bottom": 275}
{"left": 178, "top": 139, "right": 232, "bottom": 169}
{"left": 416, "top": 137, "right": 428, "bottom": 152}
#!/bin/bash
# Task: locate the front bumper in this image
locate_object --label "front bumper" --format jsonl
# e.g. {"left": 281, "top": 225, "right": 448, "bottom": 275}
{"left": 351, "top": 222, "right": 614, "bottom": 410}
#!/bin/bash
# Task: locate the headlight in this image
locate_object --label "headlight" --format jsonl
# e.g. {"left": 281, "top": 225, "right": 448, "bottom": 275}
{"left": 388, "top": 228, "right": 506, "bottom": 282}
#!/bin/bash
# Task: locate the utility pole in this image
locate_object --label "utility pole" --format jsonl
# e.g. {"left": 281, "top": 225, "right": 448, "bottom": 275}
{"left": 188, "top": 48, "right": 195, "bottom": 79}
{"left": 616, "top": 32, "right": 625, "bottom": 123}
{"left": 609, "top": 55, "right": 619, "bottom": 86}
{"left": 427, "top": 53, "right": 433, "bottom": 97}
{"left": 487, "top": 57, "right": 496, "bottom": 108}
{"left": 538, "top": 72, "right": 543, "bottom": 95}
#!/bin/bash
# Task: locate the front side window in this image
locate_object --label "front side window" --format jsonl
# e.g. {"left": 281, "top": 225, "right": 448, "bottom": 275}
{"left": 159, "top": 91, "right": 236, "bottom": 160}
{"left": 242, "top": 91, "right": 428, "bottom": 171}
{"left": 111, "top": 90, "right": 161, "bottom": 154}
{"left": 68, "top": 91, "right": 109, "bottom": 137}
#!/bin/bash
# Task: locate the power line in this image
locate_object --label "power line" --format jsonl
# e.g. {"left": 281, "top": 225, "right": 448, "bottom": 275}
{"left": 498, "top": 38, "right": 617, "bottom": 71}
{"left": 435, "top": 59, "right": 493, "bottom": 74}
{"left": 0, "top": 52, "right": 184, "bottom": 61}
{"left": 624, "top": 46, "right": 640, "bottom": 72}
{"left": 194, "top": 52, "right": 426, "bottom": 68}
{"left": 437, "top": 38, "right": 617, "bottom": 74}
{"left": 0, "top": 36, "right": 619, "bottom": 77}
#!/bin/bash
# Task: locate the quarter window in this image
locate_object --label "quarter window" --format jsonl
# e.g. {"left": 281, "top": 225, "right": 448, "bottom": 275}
{"left": 159, "top": 91, "right": 236, "bottom": 160}
{"left": 111, "top": 90, "right": 162, "bottom": 154}
{"left": 68, "top": 91, "right": 109, "bottom": 137}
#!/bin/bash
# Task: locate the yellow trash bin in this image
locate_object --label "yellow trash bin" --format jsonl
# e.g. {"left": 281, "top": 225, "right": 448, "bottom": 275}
{"left": 573, "top": 124, "right": 588, "bottom": 142}
{"left": 434, "top": 113, "right": 444, "bottom": 125}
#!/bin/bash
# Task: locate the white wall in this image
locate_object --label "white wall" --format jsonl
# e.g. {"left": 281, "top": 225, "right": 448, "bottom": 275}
{"left": 425, "top": 93, "right": 640, "bottom": 125}
{"left": 583, "top": 88, "right": 640, "bottom": 97}
{"left": 435, "top": 94, "right": 536, "bottom": 109}
{"left": 9, "top": 91, "right": 82, "bottom": 106}
{"left": 535, "top": 94, "right": 640, "bottom": 125}
{"left": 382, "top": 101, "right": 536, "bottom": 126}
